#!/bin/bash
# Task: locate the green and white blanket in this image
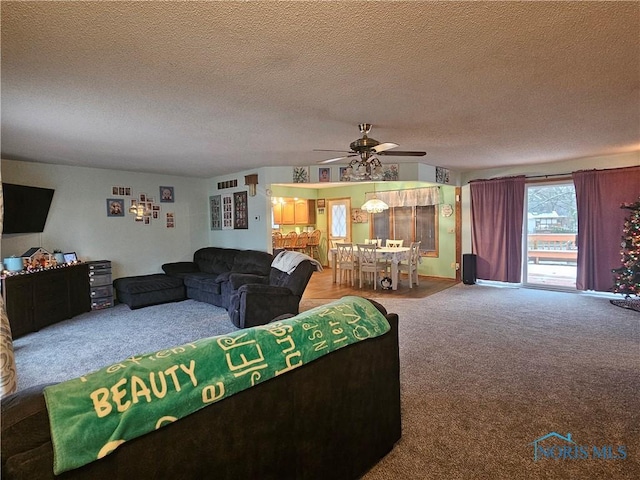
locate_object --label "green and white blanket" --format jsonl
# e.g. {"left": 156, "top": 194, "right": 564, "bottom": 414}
{"left": 44, "top": 296, "right": 390, "bottom": 474}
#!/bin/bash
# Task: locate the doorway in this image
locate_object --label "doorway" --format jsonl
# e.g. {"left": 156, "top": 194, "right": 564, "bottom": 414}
{"left": 327, "top": 198, "right": 352, "bottom": 248}
{"left": 523, "top": 183, "right": 578, "bottom": 289}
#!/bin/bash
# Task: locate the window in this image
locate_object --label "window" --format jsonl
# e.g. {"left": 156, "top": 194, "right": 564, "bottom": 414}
{"left": 371, "top": 205, "right": 438, "bottom": 256}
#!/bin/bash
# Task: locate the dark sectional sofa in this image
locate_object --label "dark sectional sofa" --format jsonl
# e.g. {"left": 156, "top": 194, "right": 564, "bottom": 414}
{"left": 114, "top": 247, "right": 318, "bottom": 328}
{"left": 1, "top": 299, "right": 401, "bottom": 480}
{"left": 162, "top": 247, "right": 274, "bottom": 309}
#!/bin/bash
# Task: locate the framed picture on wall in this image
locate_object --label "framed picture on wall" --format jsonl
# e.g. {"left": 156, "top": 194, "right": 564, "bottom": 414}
{"left": 210, "top": 195, "right": 222, "bottom": 230}
{"left": 293, "top": 166, "right": 310, "bottom": 183}
{"left": 319, "top": 167, "right": 331, "bottom": 182}
{"left": 160, "top": 186, "right": 175, "bottom": 202}
{"left": 222, "top": 193, "right": 233, "bottom": 230}
{"left": 436, "top": 166, "right": 450, "bottom": 184}
{"left": 339, "top": 166, "right": 351, "bottom": 182}
{"left": 233, "top": 191, "right": 248, "bottom": 229}
{"left": 106, "top": 198, "right": 125, "bottom": 217}
{"left": 382, "top": 164, "right": 399, "bottom": 181}
{"left": 351, "top": 208, "right": 369, "bottom": 223}
{"left": 317, "top": 198, "right": 326, "bottom": 208}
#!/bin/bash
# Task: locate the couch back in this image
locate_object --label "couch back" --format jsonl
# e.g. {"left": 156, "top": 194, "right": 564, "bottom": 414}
{"left": 194, "top": 247, "right": 272, "bottom": 276}
{"left": 1, "top": 300, "right": 401, "bottom": 480}
{"left": 269, "top": 260, "right": 315, "bottom": 296}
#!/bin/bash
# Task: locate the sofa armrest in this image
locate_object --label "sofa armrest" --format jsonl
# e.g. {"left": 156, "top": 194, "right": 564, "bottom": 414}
{"left": 162, "top": 262, "right": 199, "bottom": 277}
{"left": 228, "top": 273, "right": 270, "bottom": 290}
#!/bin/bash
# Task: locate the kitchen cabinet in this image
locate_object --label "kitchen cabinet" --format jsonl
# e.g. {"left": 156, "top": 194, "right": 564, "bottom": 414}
{"left": 273, "top": 199, "right": 316, "bottom": 225}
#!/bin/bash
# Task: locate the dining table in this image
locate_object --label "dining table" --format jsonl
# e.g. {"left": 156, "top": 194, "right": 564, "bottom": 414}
{"left": 330, "top": 246, "right": 411, "bottom": 291}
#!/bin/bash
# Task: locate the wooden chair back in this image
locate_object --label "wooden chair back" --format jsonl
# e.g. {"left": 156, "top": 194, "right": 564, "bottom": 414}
{"left": 283, "top": 231, "right": 298, "bottom": 249}
{"left": 294, "top": 231, "right": 309, "bottom": 250}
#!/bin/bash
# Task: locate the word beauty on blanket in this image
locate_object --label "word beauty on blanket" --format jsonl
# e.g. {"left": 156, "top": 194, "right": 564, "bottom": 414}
{"left": 44, "top": 296, "right": 390, "bottom": 474}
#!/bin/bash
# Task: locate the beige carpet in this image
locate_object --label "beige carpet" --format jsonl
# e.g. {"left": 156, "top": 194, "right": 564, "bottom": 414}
{"left": 326, "top": 284, "right": 638, "bottom": 480}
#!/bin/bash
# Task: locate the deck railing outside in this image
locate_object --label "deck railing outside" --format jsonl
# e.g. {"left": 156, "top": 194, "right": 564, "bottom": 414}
{"left": 527, "top": 233, "right": 577, "bottom": 264}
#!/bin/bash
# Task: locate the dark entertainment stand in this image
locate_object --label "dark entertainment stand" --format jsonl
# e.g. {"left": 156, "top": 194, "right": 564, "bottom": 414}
{"left": 1, "top": 263, "right": 91, "bottom": 339}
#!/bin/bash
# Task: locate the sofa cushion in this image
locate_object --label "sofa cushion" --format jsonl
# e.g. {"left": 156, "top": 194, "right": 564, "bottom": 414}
{"left": 183, "top": 273, "right": 223, "bottom": 294}
{"left": 193, "top": 248, "right": 238, "bottom": 274}
{"left": 231, "top": 250, "right": 273, "bottom": 275}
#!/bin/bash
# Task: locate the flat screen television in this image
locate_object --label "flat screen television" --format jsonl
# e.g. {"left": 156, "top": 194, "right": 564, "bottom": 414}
{"left": 2, "top": 183, "right": 55, "bottom": 234}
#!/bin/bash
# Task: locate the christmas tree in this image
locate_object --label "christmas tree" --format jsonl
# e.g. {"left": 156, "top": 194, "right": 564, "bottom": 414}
{"left": 611, "top": 197, "right": 640, "bottom": 311}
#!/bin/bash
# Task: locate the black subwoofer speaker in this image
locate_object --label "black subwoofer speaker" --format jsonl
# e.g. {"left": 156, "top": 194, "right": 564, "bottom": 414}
{"left": 463, "top": 254, "right": 477, "bottom": 285}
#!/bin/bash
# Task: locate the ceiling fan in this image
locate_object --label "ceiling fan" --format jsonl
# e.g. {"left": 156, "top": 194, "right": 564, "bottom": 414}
{"left": 315, "top": 123, "right": 426, "bottom": 164}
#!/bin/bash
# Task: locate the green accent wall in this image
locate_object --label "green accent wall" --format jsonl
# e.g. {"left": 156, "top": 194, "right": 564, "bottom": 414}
{"left": 271, "top": 181, "right": 457, "bottom": 279}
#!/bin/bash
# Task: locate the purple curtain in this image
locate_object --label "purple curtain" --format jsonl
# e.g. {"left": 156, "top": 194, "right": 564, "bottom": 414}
{"left": 470, "top": 176, "right": 525, "bottom": 283}
{"left": 572, "top": 166, "right": 640, "bottom": 292}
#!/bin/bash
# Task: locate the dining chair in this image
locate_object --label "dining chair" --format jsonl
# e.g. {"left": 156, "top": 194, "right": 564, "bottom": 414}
{"left": 293, "top": 231, "right": 309, "bottom": 252}
{"left": 283, "top": 231, "right": 298, "bottom": 250}
{"left": 272, "top": 232, "right": 283, "bottom": 249}
{"left": 336, "top": 243, "right": 358, "bottom": 286}
{"left": 385, "top": 239, "right": 404, "bottom": 248}
{"left": 398, "top": 241, "right": 421, "bottom": 288}
{"left": 356, "top": 244, "right": 388, "bottom": 290}
{"left": 306, "top": 229, "right": 322, "bottom": 260}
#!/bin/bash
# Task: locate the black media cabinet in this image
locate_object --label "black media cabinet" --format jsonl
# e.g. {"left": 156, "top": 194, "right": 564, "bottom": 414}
{"left": 1, "top": 263, "right": 91, "bottom": 338}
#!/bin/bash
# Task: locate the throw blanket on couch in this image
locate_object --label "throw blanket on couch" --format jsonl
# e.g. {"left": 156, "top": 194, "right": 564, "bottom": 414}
{"left": 43, "top": 296, "right": 388, "bottom": 474}
{"left": 272, "top": 250, "right": 323, "bottom": 274}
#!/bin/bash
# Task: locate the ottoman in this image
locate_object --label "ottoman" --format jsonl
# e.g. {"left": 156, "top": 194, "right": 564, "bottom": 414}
{"left": 113, "top": 274, "right": 186, "bottom": 309}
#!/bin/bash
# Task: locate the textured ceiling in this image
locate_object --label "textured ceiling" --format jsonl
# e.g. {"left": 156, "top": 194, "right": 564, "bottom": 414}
{"left": 1, "top": 1, "right": 639, "bottom": 178}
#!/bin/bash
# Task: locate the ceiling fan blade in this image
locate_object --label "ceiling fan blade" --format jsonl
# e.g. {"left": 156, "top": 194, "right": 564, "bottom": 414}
{"left": 317, "top": 154, "right": 357, "bottom": 164}
{"left": 378, "top": 150, "right": 426, "bottom": 157}
{"left": 313, "top": 149, "right": 353, "bottom": 153}
{"left": 371, "top": 142, "right": 399, "bottom": 153}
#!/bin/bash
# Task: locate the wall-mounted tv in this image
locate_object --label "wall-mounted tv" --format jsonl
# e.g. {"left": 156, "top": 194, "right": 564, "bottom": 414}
{"left": 2, "top": 183, "right": 55, "bottom": 234}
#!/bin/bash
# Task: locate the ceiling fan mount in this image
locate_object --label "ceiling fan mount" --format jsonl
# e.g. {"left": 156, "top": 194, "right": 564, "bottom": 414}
{"left": 349, "top": 123, "right": 380, "bottom": 153}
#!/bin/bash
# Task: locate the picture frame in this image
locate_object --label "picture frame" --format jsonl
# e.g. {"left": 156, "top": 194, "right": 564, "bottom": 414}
{"left": 222, "top": 193, "right": 234, "bottom": 230}
{"left": 210, "top": 195, "right": 222, "bottom": 230}
{"left": 293, "top": 166, "right": 310, "bottom": 183}
{"left": 233, "top": 191, "right": 248, "bottom": 229}
{"left": 160, "top": 186, "right": 175, "bottom": 203}
{"left": 436, "top": 166, "right": 450, "bottom": 184}
{"left": 63, "top": 252, "right": 77, "bottom": 264}
{"left": 317, "top": 198, "right": 326, "bottom": 208}
{"left": 339, "top": 166, "right": 351, "bottom": 182}
{"left": 382, "top": 164, "right": 399, "bottom": 181}
{"left": 106, "top": 198, "right": 125, "bottom": 217}
{"left": 351, "top": 208, "right": 369, "bottom": 223}
{"left": 319, "top": 167, "right": 331, "bottom": 183}
{"left": 112, "top": 186, "right": 131, "bottom": 196}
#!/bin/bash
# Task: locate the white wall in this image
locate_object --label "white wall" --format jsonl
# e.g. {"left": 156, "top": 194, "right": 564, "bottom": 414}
{"left": 1, "top": 159, "right": 210, "bottom": 279}
{"left": 206, "top": 166, "right": 276, "bottom": 251}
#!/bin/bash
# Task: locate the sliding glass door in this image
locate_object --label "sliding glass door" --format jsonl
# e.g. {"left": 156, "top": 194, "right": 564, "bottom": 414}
{"left": 523, "top": 183, "right": 578, "bottom": 289}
